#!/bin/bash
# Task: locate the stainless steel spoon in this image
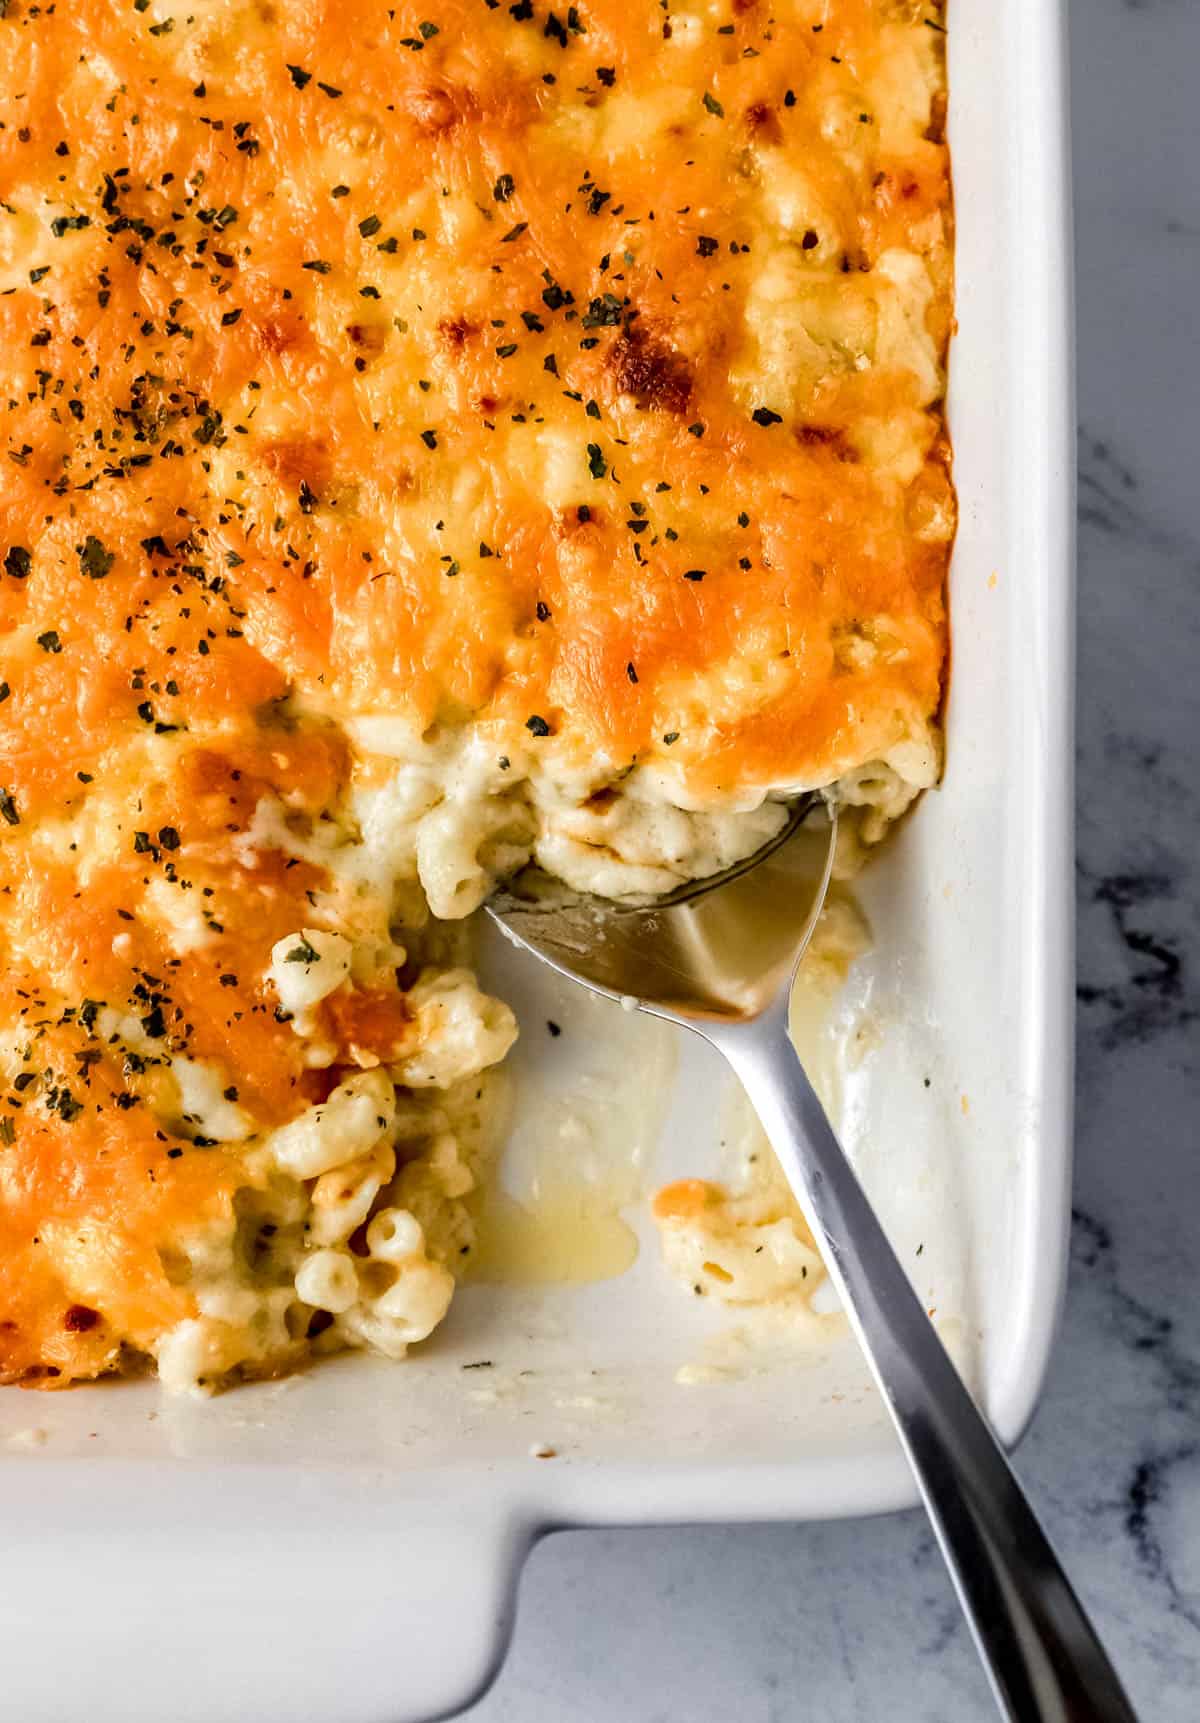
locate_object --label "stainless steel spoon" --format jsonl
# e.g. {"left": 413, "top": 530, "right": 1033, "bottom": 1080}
{"left": 487, "top": 797, "right": 1138, "bottom": 1723}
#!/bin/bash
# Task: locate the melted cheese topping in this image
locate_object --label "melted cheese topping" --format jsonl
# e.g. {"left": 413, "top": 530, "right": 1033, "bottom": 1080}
{"left": 0, "top": 0, "right": 952, "bottom": 1389}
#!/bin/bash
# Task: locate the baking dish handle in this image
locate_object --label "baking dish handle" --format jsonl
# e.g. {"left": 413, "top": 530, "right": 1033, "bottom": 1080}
{"left": 717, "top": 1009, "right": 1140, "bottom": 1723}
{"left": 0, "top": 1463, "right": 534, "bottom": 1723}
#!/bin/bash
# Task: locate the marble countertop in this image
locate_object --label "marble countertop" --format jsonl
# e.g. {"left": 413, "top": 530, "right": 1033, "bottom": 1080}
{"left": 466, "top": 3, "right": 1200, "bottom": 1717}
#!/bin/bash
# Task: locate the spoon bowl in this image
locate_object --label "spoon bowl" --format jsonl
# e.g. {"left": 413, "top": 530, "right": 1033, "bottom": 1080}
{"left": 489, "top": 795, "right": 836, "bottom": 1022}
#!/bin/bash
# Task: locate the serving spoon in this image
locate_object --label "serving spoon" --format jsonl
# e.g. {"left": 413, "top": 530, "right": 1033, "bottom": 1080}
{"left": 487, "top": 796, "right": 1138, "bottom": 1723}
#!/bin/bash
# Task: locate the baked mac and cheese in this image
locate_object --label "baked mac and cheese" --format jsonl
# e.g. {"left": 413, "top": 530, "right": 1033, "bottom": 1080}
{"left": 0, "top": 0, "right": 952, "bottom": 1389}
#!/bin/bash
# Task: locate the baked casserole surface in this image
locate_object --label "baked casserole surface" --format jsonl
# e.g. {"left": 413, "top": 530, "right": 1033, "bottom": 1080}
{"left": 0, "top": 0, "right": 951, "bottom": 1389}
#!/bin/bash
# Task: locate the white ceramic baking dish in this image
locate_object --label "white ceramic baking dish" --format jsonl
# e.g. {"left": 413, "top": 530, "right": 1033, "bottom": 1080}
{"left": 0, "top": 3, "right": 1074, "bottom": 1718}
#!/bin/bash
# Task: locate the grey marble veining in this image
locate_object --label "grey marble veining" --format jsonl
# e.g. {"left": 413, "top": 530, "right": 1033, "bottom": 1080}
{"left": 464, "top": 0, "right": 1200, "bottom": 1716}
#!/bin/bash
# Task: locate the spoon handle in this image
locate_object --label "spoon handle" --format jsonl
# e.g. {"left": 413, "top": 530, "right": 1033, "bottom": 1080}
{"left": 717, "top": 1006, "right": 1138, "bottom": 1723}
